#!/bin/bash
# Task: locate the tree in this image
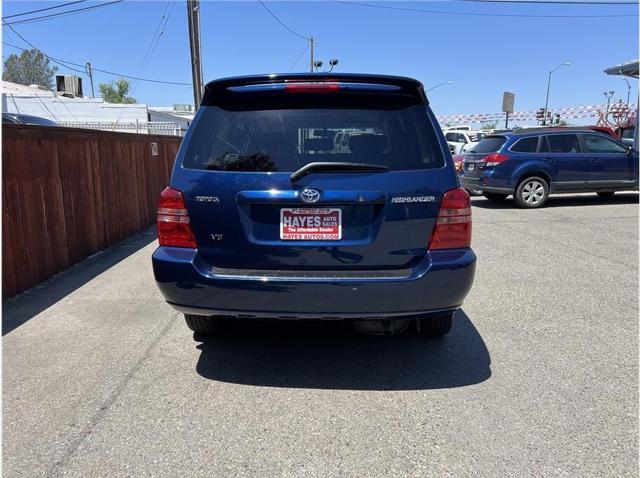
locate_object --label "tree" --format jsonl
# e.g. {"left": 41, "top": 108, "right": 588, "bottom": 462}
{"left": 2, "top": 49, "right": 57, "bottom": 89}
{"left": 480, "top": 121, "right": 498, "bottom": 130}
{"left": 99, "top": 79, "right": 136, "bottom": 104}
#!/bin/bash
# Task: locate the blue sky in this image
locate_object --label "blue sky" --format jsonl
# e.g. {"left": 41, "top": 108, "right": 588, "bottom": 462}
{"left": 2, "top": 1, "right": 638, "bottom": 117}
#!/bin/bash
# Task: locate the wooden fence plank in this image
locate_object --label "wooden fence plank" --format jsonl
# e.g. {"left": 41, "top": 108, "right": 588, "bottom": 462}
{"left": 2, "top": 124, "right": 181, "bottom": 297}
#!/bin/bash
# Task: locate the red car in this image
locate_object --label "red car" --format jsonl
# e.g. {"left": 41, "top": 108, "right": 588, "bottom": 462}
{"left": 586, "top": 126, "right": 616, "bottom": 138}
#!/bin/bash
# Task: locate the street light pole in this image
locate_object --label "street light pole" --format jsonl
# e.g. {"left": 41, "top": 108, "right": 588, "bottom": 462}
{"left": 543, "top": 62, "right": 570, "bottom": 126}
{"left": 427, "top": 80, "right": 454, "bottom": 92}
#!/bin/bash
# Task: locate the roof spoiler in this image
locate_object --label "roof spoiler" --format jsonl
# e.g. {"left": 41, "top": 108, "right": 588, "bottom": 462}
{"left": 201, "top": 73, "right": 428, "bottom": 107}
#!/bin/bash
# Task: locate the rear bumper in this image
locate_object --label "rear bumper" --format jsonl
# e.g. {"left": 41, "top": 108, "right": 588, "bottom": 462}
{"left": 460, "top": 176, "right": 512, "bottom": 194}
{"left": 152, "top": 247, "right": 476, "bottom": 319}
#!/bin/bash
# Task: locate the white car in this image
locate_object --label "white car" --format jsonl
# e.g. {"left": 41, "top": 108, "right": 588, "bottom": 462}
{"left": 443, "top": 125, "right": 472, "bottom": 132}
{"left": 445, "top": 130, "right": 486, "bottom": 154}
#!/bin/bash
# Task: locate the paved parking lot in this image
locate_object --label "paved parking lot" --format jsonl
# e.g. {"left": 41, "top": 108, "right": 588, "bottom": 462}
{"left": 3, "top": 193, "right": 638, "bottom": 477}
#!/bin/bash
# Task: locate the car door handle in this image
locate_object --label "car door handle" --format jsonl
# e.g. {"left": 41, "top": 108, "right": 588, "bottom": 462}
{"left": 591, "top": 158, "right": 604, "bottom": 164}
{"left": 543, "top": 157, "right": 554, "bottom": 163}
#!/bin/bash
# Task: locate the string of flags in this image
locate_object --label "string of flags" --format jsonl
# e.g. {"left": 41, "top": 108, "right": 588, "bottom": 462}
{"left": 437, "top": 103, "right": 637, "bottom": 126}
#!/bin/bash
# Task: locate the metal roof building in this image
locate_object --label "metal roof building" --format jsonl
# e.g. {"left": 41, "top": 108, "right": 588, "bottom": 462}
{"left": 604, "top": 60, "right": 639, "bottom": 79}
{"left": 1, "top": 81, "right": 149, "bottom": 124}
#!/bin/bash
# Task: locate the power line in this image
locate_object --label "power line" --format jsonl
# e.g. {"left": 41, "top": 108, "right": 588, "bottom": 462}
{"left": 258, "top": 1, "right": 309, "bottom": 40}
{"left": 3, "top": 0, "right": 123, "bottom": 26}
{"left": 338, "top": 0, "right": 637, "bottom": 17}
{"left": 3, "top": 1, "right": 86, "bottom": 20}
{"left": 132, "top": 2, "right": 174, "bottom": 89}
{"left": 113, "top": 2, "right": 173, "bottom": 119}
{"left": 455, "top": 0, "right": 636, "bottom": 4}
{"left": 287, "top": 45, "right": 309, "bottom": 72}
{"left": 3, "top": 24, "right": 86, "bottom": 74}
{"left": 3, "top": 41, "right": 191, "bottom": 86}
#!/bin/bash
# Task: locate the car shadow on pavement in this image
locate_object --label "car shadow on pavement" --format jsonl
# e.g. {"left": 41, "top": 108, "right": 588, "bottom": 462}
{"left": 471, "top": 192, "right": 638, "bottom": 210}
{"left": 195, "top": 310, "right": 491, "bottom": 390}
{"left": 2, "top": 228, "right": 157, "bottom": 336}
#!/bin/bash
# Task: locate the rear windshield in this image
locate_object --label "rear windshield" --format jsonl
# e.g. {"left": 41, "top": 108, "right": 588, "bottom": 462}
{"left": 182, "top": 106, "right": 444, "bottom": 172}
{"left": 467, "top": 136, "right": 506, "bottom": 153}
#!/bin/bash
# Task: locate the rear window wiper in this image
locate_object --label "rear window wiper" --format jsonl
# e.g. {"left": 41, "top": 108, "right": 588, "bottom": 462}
{"left": 290, "top": 162, "right": 389, "bottom": 182}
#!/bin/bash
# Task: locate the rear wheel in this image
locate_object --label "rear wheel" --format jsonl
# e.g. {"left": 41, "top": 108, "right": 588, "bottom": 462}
{"left": 597, "top": 192, "right": 615, "bottom": 199}
{"left": 483, "top": 192, "right": 508, "bottom": 202}
{"left": 416, "top": 313, "right": 454, "bottom": 337}
{"left": 184, "top": 314, "right": 221, "bottom": 334}
{"left": 514, "top": 176, "right": 549, "bottom": 208}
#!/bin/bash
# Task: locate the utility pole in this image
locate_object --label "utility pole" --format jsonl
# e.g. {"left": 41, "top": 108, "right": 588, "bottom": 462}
{"left": 187, "top": 0, "right": 203, "bottom": 108}
{"left": 309, "top": 36, "right": 315, "bottom": 73}
{"left": 85, "top": 62, "right": 95, "bottom": 98}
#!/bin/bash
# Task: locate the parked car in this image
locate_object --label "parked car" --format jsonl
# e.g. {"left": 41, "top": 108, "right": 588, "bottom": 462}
{"left": 152, "top": 73, "right": 476, "bottom": 337}
{"left": 443, "top": 125, "right": 472, "bottom": 132}
{"left": 615, "top": 125, "right": 636, "bottom": 146}
{"left": 459, "top": 130, "right": 638, "bottom": 208}
{"left": 2, "top": 113, "right": 59, "bottom": 126}
{"left": 453, "top": 153, "right": 464, "bottom": 173}
{"left": 445, "top": 130, "right": 486, "bottom": 154}
{"left": 453, "top": 153, "right": 481, "bottom": 196}
{"left": 586, "top": 126, "right": 617, "bottom": 138}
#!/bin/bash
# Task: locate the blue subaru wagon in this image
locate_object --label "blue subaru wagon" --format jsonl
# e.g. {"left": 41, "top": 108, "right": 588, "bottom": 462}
{"left": 459, "top": 130, "right": 638, "bottom": 208}
{"left": 152, "top": 74, "right": 476, "bottom": 337}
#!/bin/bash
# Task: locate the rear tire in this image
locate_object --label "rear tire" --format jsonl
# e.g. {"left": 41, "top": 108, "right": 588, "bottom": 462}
{"left": 597, "top": 192, "right": 615, "bottom": 199}
{"left": 514, "top": 176, "right": 549, "bottom": 208}
{"left": 416, "top": 313, "right": 454, "bottom": 337}
{"left": 184, "top": 314, "right": 220, "bottom": 335}
{"left": 483, "top": 192, "right": 508, "bottom": 202}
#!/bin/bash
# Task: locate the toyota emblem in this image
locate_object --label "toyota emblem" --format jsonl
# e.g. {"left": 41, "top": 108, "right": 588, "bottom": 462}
{"left": 300, "top": 188, "right": 321, "bottom": 203}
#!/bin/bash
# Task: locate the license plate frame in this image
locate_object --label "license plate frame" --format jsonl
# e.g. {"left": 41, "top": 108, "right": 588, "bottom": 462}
{"left": 280, "top": 208, "right": 342, "bottom": 241}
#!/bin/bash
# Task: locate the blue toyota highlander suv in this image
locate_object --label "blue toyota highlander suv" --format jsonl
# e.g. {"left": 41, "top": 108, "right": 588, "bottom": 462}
{"left": 459, "top": 129, "right": 638, "bottom": 208}
{"left": 152, "top": 74, "right": 476, "bottom": 337}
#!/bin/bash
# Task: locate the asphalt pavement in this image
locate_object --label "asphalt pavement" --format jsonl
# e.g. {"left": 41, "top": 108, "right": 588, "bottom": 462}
{"left": 3, "top": 193, "right": 638, "bottom": 477}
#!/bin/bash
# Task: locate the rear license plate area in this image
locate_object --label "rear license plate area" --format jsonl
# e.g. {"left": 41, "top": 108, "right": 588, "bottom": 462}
{"left": 280, "top": 208, "right": 342, "bottom": 240}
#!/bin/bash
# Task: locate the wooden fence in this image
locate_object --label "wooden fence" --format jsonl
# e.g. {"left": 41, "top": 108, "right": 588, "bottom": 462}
{"left": 2, "top": 124, "right": 182, "bottom": 297}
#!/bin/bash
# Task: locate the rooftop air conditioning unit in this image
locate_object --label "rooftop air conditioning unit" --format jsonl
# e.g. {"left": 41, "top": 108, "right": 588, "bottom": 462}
{"left": 56, "top": 75, "right": 83, "bottom": 98}
{"left": 173, "top": 103, "right": 193, "bottom": 112}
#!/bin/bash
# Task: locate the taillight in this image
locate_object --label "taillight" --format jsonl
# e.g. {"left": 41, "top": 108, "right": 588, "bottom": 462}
{"left": 157, "top": 187, "right": 197, "bottom": 248}
{"left": 284, "top": 82, "right": 341, "bottom": 93}
{"left": 483, "top": 153, "right": 509, "bottom": 167}
{"left": 428, "top": 188, "right": 472, "bottom": 250}
{"left": 452, "top": 154, "right": 464, "bottom": 172}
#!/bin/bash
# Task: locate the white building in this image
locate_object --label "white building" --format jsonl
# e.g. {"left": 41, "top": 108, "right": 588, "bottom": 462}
{"left": 148, "top": 104, "right": 196, "bottom": 136}
{"left": 2, "top": 81, "right": 182, "bottom": 135}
